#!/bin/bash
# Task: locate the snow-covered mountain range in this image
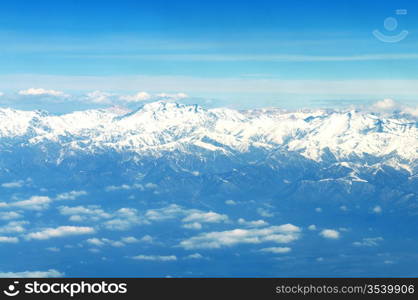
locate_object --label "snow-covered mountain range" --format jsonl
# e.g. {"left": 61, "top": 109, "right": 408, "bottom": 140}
{"left": 1, "top": 100, "right": 417, "bottom": 212}
{"left": 1, "top": 101, "right": 417, "bottom": 171}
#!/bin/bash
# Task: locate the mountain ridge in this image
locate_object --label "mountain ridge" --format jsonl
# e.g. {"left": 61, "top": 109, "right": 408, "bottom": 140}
{"left": 0, "top": 101, "right": 417, "bottom": 172}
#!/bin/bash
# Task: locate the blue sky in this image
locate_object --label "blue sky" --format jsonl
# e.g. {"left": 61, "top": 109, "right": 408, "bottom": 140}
{"left": 0, "top": 0, "right": 417, "bottom": 111}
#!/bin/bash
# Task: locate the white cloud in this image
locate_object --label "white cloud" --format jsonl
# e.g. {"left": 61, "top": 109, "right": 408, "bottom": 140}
{"left": 105, "top": 183, "right": 144, "bottom": 192}
{"left": 86, "top": 237, "right": 124, "bottom": 247}
{"left": 308, "top": 225, "right": 317, "bottom": 231}
{"left": 69, "top": 215, "right": 84, "bottom": 222}
{"left": 237, "top": 218, "right": 268, "bottom": 227}
{"left": 0, "top": 236, "right": 19, "bottom": 243}
{"left": 319, "top": 229, "right": 340, "bottom": 239}
{"left": 106, "top": 240, "right": 124, "bottom": 247}
{"left": 46, "top": 247, "right": 60, "bottom": 252}
{"left": 185, "top": 253, "right": 204, "bottom": 259}
{"left": 86, "top": 237, "right": 105, "bottom": 246}
{"left": 119, "top": 91, "right": 188, "bottom": 103}
{"left": 121, "top": 236, "right": 140, "bottom": 244}
{"left": 145, "top": 205, "right": 230, "bottom": 229}
{"left": 145, "top": 204, "right": 184, "bottom": 221}
{"left": 225, "top": 200, "right": 237, "bottom": 205}
{"left": 340, "top": 205, "right": 348, "bottom": 211}
{"left": 182, "top": 211, "right": 228, "bottom": 224}
{"left": 353, "top": 237, "right": 383, "bottom": 247}
{"left": 372, "top": 206, "right": 382, "bottom": 214}
{"left": 371, "top": 98, "right": 397, "bottom": 111}
{"left": 103, "top": 219, "right": 137, "bottom": 231}
{"left": 0, "top": 221, "right": 28, "bottom": 233}
{"left": 138, "top": 235, "right": 154, "bottom": 243}
{"left": 104, "top": 208, "right": 146, "bottom": 230}
{"left": 182, "top": 222, "right": 202, "bottom": 230}
{"left": 0, "top": 269, "right": 64, "bottom": 278}
{"left": 55, "top": 190, "right": 87, "bottom": 201}
{"left": 18, "top": 88, "right": 67, "bottom": 97}
{"left": 105, "top": 184, "right": 132, "bottom": 191}
{"left": 0, "top": 211, "right": 22, "bottom": 220}
{"left": 26, "top": 226, "right": 95, "bottom": 240}
{"left": 156, "top": 92, "right": 188, "bottom": 100}
{"left": 0, "top": 196, "right": 51, "bottom": 210}
{"left": 369, "top": 99, "right": 418, "bottom": 117}
{"left": 59, "top": 205, "right": 101, "bottom": 215}
{"left": 144, "top": 182, "right": 158, "bottom": 189}
{"left": 179, "top": 224, "right": 301, "bottom": 250}
{"left": 259, "top": 247, "right": 292, "bottom": 254}
{"left": 257, "top": 208, "right": 274, "bottom": 218}
{"left": 119, "top": 91, "right": 151, "bottom": 102}
{"left": 117, "top": 208, "right": 137, "bottom": 217}
{"left": 58, "top": 205, "right": 112, "bottom": 221}
{"left": 402, "top": 106, "right": 418, "bottom": 117}
{"left": 1, "top": 180, "right": 24, "bottom": 188}
{"left": 85, "top": 90, "right": 113, "bottom": 104}
{"left": 131, "top": 254, "right": 177, "bottom": 261}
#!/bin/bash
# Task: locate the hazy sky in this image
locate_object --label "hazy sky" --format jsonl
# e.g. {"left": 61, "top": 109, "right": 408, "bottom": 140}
{"left": 0, "top": 0, "right": 417, "bottom": 111}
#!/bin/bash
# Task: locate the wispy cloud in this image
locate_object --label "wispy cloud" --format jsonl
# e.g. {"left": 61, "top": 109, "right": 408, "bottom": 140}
{"left": 182, "top": 211, "right": 229, "bottom": 224}
{"left": 0, "top": 236, "right": 19, "bottom": 243}
{"left": 0, "top": 221, "right": 28, "bottom": 234}
{"left": 61, "top": 53, "right": 418, "bottom": 62}
{"left": 131, "top": 254, "right": 177, "bottom": 262}
{"left": 0, "top": 269, "right": 63, "bottom": 278}
{"left": 1, "top": 180, "right": 25, "bottom": 188}
{"left": 0, "top": 211, "right": 22, "bottom": 220}
{"left": 18, "top": 88, "right": 68, "bottom": 97}
{"left": 55, "top": 190, "right": 87, "bottom": 201}
{"left": 353, "top": 237, "right": 384, "bottom": 247}
{"left": 237, "top": 218, "right": 268, "bottom": 228}
{"left": 103, "top": 208, "right": 146, "bottom": 230}
{"left": 119, "top": 91, "right": 151, "bottom": 103}
{"left": 259, "top": 247, "right": 292, "bottom": 254}
{"left": 319, "top": 229, "right": 340, "bottom": 239}
{"left": 0, "top": 196, "right": 52, "bottom": 211}
{"left": 86, "top": 237, "right": 124, "bottom": 247}
{"left": 26, "top": 226, "right": 95, "bottom": 240}
{"left": 179, "top": 224, "right": 301, "bottom": 250}
{"left": 184, "top": 253, "right": 205, "bottom": 260}
{"left": 86, "top": 235, "right": 144, "bottom": 247}
{"left": 59, "top": 205, "right": 112, "bottom": 220}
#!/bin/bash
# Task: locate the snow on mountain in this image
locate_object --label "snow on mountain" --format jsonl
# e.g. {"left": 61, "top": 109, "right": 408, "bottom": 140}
{"left": 0, "top": 101, "right": 417, "bottom": 167}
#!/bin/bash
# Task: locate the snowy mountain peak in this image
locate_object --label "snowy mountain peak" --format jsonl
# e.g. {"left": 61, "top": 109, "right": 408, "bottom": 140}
{"left": 0, "top": 102, "right": 417, "bottom": 168}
